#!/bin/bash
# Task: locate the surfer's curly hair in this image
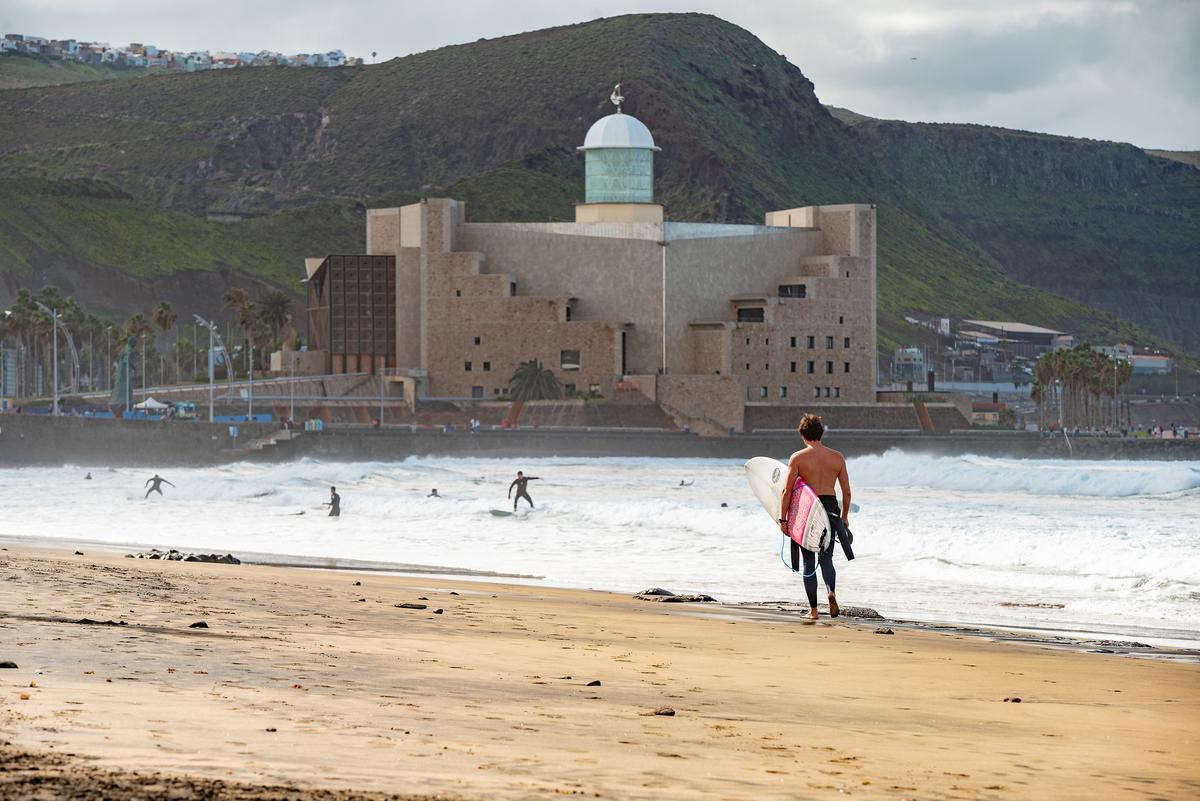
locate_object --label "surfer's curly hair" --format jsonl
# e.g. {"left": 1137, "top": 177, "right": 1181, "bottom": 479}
{"left": 798, "top": 413, "right": 825, "bottom": 441}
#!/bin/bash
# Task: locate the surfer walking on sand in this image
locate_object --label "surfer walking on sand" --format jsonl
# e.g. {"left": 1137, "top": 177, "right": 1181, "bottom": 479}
{"left": 779, "top": 414, "right": 852, "bottom": 620}
{"left": 325, "top": 486, "right": 341, "bottom": 517}
{"left": 143, "top": 474, "right": 175, "bottom": 499}
{"left": 508, "top": 470, "right": 540, "bottom": 511}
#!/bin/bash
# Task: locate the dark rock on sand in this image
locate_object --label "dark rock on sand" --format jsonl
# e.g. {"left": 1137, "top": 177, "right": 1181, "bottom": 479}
{"left": 433, "top": 609, "right": 444, "bottom": 614}
{"left": 636, "top": 593, "right": 716, "bottom": 603}
{"left": 353, "top": 581, "right": 361, "bottom": 586}
{"left": 638, "top": 588, "right": 676, "bottom": 597}
{"left": 188, "top": 621, "right": 208, "bottom": 629}
{"left": 0, "top": 661, "right": 17, "bottom": 669}
{"left": 587, "top": 680, "right": 602, "bottom": 687}
{"left": 77, "top": 618, "right": 127, "bottom": 626}
{"left": 395, "top": 603, "right": 427, "bottom": 610}
{"left": 874, "top": 627, "right": 895, "bottom": 635}
{"left": 266, "top": 727, "right": 277, "bottom": 732}
{"left": 130, "top": 549, "right": 241, "bottom": 564}
{"left": 840, "top": 606, "right": 884, "bottom": 620}
{"left": 642, "top": 706, "right": 675, "bottom": 716}
{"left": 74, "top": 551, "right": 84, "bottom": 555}
{"left": 1003, "top": 697, "right": 1023, "bottom": 703}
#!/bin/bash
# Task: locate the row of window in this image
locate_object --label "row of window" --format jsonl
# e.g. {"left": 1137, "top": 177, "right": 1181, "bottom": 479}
{"left": 743, "top": 336, "right": 851, "bottom": 348}
{"left": 736, "top": 308, "right": 847, "bottom": 326}
{"left": 744, "top": 361, "right": 851, "bottom": 374}
{"left": 465, "top": 350, "right": 582, "bottom": 373}
{"left": 469, "top": 382, "right": 600, "bottom": 399}
{"left": 758, "top": 386, "right": 843, "bottom": 399}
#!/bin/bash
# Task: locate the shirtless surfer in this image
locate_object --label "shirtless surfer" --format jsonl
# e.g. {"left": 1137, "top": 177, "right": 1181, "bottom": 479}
{"left": 508, "top": 471, "right": 540, "bottom": 511}
{"left": 143, "top": 474, "right": 175, "bottom": 499}
{"left": 779, "top": 414, "right": 852, "bottom": 620}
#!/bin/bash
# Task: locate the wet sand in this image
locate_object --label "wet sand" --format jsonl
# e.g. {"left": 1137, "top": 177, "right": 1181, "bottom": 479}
{"left": 2, "top": 545, "right": 1198, "bottom": 800}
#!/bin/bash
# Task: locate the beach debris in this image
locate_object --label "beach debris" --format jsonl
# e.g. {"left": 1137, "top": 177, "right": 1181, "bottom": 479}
{"left": 635, "top": 590, "right": 716, "bottom": 603}
{"left": 76, "top": 619, "right": 127, "bottom": 626}
{"left": 873, "top": 627, "right": 894, "bottom": 635}
{"left": 1003, "top": 697, "right": 1023, "bottom": 703}
{"left": 266, "top": 727, "right": 277, "bottom": 732}
{"left": 449, "top": 591, "right": 459, "bottom": 595}
{"left": 640, "top": 706, "right": 676, "bottom": 716}
{"left": 188, "top": 621, "right": 208, "bottom": 629}
{"left": 418, "top": 597, "right": 429, "bottom": 600}
{"left": 395, "top": 603, "right": 428, "bottom": 610}
{"left": 559, "top": 676, "right": 572, "bottom": 680}
{"left": 19, "top": 693, "right": 30, "bottom": 701}
{"left": 74, "top": 551, "right": 84, "bottom": 555}
{"left": 434, "top": 609, "right": 444, "bottom": 614}
{"left": 353, "top": 581, "right": 361, "bottom": 586}
{"left": 0, "top": 662, "right": 17, "bottom": 669}
{"left": 840, "top": 606, "right": 884, "bottom": 620}
{"left": 587, "top": 680, "right": 602, "bottom": 687}
{"left": 357, "top": 598, "right": 367, "bottom": 602}
{"left": 999, "top": 602, "right": 1065, "bottom": 609}
{"left": 128, "top": 549, "right": 240, "bottom": 564}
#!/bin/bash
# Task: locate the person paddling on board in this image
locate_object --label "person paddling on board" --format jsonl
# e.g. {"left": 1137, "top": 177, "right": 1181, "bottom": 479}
{"left": 779, "top": 414, "right": 852, "bottom": 621}
{"left": 508, "top": 470, "right": 540, "bottom": 511}
{"left": 325, "top": 486, "right": 341, "bottom": 517}
{"left": 143, "top": 474, "right": 175, "bottom": 499}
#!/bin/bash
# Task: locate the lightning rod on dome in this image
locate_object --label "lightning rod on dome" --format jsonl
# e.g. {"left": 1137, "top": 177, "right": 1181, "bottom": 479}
{"left": 610, "top": 82, "right": 624, "bottom": 113}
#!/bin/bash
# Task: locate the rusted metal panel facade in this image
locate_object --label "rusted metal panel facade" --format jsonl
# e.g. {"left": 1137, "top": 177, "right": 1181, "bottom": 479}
{"left": 308, "top": 255, "right": 396, "bottom": 375}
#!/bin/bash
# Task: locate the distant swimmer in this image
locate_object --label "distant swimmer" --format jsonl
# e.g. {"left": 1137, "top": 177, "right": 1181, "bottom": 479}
{"left": 325, "top": 486, "right": 341, "bottom": 517}
{"left": 428, "top": 488, "right": 441, "bottom": 498}
{"left": 84, "top": 472, "right": 92, "bottom": 480}
{"left": 508, "top": 470, "right": 540, "bottom": 511}
{"left": 779, "top": 414, "right": 853, "bottom": 621}
{"left": 679, "top": 479, "right": 694, "bottom": 486}
{"left": 143, "top": 474, "right": 174, "bottom": 499}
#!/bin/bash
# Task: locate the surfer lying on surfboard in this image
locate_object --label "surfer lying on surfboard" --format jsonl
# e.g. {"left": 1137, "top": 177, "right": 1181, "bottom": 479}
{"left": 780, "top": 414, "right": 853, "bottom": 621}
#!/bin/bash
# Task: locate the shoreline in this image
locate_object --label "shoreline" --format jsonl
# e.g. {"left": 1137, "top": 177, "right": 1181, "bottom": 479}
{"left": 3, "top": 544, "right": 1198, "bottom": 800}
{"left": 7, "top": 535, "right": 1197, "bottom": 657}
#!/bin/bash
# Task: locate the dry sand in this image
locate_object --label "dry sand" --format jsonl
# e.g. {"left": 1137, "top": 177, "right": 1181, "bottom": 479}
{"left": 1, "top": 545, "right": 1197, "bottom": 800}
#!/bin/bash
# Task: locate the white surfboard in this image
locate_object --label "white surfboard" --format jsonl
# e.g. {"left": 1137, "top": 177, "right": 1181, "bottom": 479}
{"left": 744, "top": 457, "right": 830, "bottom": 552}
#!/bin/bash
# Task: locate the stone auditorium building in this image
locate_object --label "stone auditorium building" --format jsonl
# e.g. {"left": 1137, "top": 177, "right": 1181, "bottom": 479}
{"left": 300, "top": 91, "right": 876, "bottom": 433}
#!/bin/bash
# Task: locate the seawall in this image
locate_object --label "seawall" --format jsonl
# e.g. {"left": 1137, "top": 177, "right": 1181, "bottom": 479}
{"left": 1, "top": 415, "right": 1198, "bottom": 466}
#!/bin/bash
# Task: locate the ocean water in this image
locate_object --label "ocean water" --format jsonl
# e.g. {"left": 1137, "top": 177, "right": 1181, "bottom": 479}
{"left": 3, "top": 451, "right": 1199, "bottom": 646}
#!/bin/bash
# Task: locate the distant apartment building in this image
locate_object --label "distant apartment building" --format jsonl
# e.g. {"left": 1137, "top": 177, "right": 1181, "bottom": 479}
{"left": 295, "top": 92, "right": 878, "bottom": 431}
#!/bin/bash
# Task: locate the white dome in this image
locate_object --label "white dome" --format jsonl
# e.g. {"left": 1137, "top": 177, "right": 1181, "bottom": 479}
{"left": 578, "top": 113, "right": 660, "bottom": 151}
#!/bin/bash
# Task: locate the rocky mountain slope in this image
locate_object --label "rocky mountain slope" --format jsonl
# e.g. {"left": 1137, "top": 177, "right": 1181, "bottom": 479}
{"left": 0, "top": 14, "right": 1195, "bottom": 356}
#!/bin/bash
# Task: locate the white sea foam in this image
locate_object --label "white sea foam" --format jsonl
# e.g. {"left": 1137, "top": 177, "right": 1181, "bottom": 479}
{"left": 3, "top": 451, "right": 1199, "bottom": 644}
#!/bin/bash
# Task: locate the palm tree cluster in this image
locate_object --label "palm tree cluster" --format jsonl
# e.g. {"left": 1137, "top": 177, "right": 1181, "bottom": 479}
{"left": 1031, "top": 344, "right": 1133, "bottom": 431}
{"left": 1, "top": 285, "right": 294, "bottom": 401}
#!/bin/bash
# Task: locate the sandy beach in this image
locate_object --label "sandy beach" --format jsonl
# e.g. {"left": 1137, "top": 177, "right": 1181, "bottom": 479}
{"left": 2, "top": 545, "right": 1198, "bottom": 800}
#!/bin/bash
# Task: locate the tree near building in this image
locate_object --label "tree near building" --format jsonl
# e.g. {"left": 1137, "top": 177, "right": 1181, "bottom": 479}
{"left": 509, "top": 359, "right": 562, "bottom": 402}
{"left": 153, "top": 301, "right": 177, "bottom": 384}
{"left": 257, "top": 290, "right": 291, "bottom": 343}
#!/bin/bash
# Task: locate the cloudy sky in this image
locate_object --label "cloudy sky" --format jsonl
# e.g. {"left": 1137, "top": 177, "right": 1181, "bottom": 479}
{"left": 4, "top": 0, "right": 1196, "bottom": 149}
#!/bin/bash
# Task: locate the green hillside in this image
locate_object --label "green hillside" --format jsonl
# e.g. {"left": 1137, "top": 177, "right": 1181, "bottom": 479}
{"left": 0, "top": 52, "right": 150, "bottom": 90}
{"left": 0, "top": 13, "right": 1195, "bottom": 359}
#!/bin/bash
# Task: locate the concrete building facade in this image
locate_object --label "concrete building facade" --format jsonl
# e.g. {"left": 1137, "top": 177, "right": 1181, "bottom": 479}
{"left": 301, "top": 93, "right": 877, "bottom": 431}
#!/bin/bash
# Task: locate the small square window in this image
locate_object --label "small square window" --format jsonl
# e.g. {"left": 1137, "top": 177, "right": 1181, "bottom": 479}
{"left": 824, "top": 386, "right": 831, "bottom": 397}
{"left": 778, "top": 386, "right": 787, "bottom": 398}
{"left": 825, "top": 361, "right": 834, "bottom": 374}
{"left": 825, "top": 336, "right": 834, "bottom": 349}
{"left": 759, "top": 386, "right": 768, "bottom": 398}
{"left": 806, "top": 336, "right": 815, "bottom": 349}
{"left": 494, "top": 387, "right": 501, "bottom": 395}
{"left": 737, "top": 307, "right": 765, "bottom": 323}
{"left": 474, "top": 336, "right": 481, "bottom": 345}
{"left": 765, "top": 338, "right": 769, "bottom": 346}
{"left": 746, "top": 337, "right": 750, "bottom": 345}
{"left": 834, "top": 387, "right": 841, "bottom": 398}
{"left": 764, "top": 363, "right": 769, "bottom": 370}
{"left": 745, "top": 363, "right": 750, "bottom": 370}
{"left": 844, "top": 337, "right": 851, "bottom": 348}
{"left": 564, "top": 383, "right": 576, "bottom": 395}
{"left": 483, "top": 361, "right": 491, "bottom": 372}
{"left": 510, "top": 282, "right": 517, "bottom": 296}
{"left": 464, "top": 361, "right": 472, "bottom": 372}
{"left": 839, "top": 316, "right": 844, "bottom": 325}
{"left": 790, "top": 336, "right": 797, "bottom": 347}
{"left": 790, "top": 361, "right": 797, "bottom": 373}
{"left": 560, "top": 350, "right": 581, "bottom": 371}
{"left": 471, "top": 385, "right": 483, "bottom": 399}
{"left": 843, "top": 362, "right": 850, "bottom": 373}
{"left": 455, "top": 289, "right": 461, "bottom": 297}
{"left": 813, "top": 387, "right": 821, "bottom": 398}
{"left": 806, "top": 361, "right": 815, "bottom": 374}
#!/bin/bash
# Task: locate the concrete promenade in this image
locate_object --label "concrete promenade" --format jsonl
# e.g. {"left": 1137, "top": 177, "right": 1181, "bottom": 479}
{"left": 1, "top": 413, "right": 1197, "bottom": 466}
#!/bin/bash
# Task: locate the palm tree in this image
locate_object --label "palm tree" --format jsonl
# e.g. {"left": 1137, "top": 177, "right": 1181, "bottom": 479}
{"left": 153, "top": 301, "right": 177, "bottom": 384}
{"left": 257, "top": 290, "right": 291, "bottom": 343}
{"left": 125, "top": 313, "right": 151, "bottom": 393}
{"left": 509, "top": 359, "right": 562, "bottom": 402}
{"left": 222, "top": 287, "right": 256, "bottom": 377}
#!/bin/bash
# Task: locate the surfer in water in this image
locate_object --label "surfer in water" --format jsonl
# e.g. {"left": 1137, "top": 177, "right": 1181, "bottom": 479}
{"left": 508, "top": 471, "right": 540, "bottom": 511}
{"left": 143, "top": 474, "right": 175, "bottom": 499}
{"left": 326, "top": 486, "right": 341, "bottom": 517}
{"left": 779, "top": 414, "right": 852, "bottom": 620}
